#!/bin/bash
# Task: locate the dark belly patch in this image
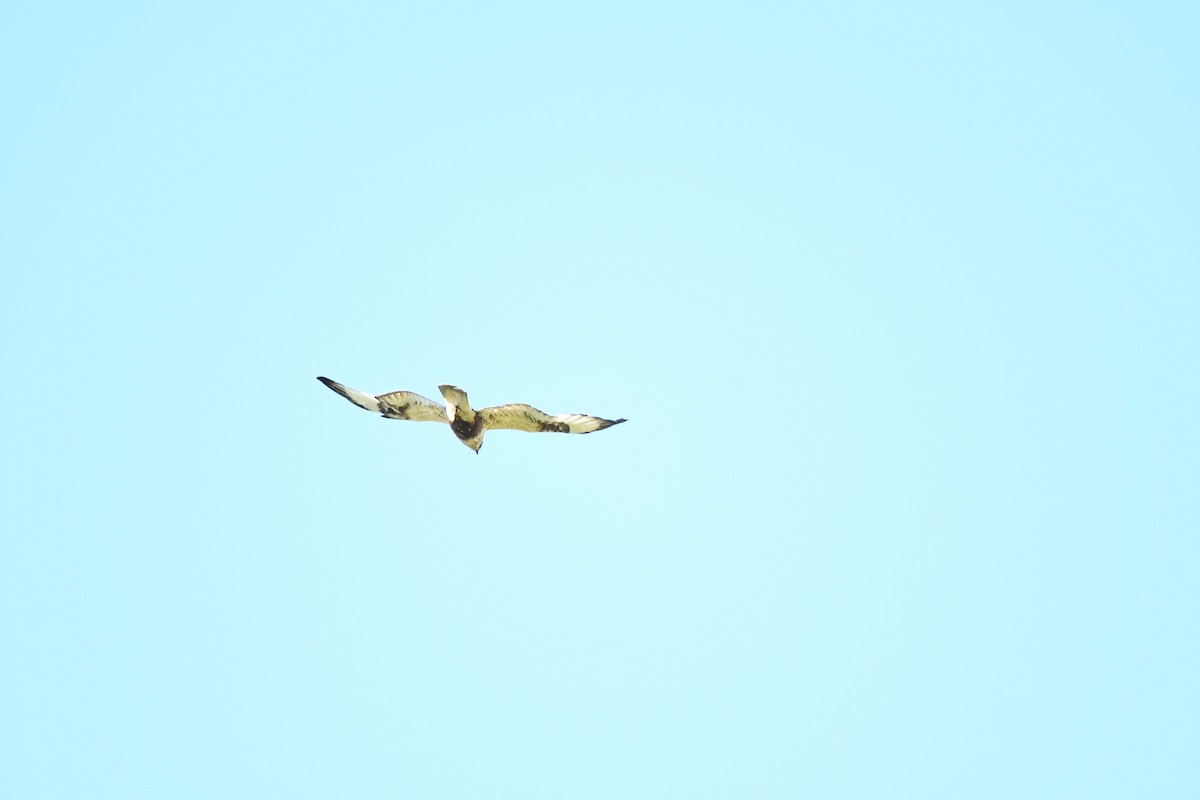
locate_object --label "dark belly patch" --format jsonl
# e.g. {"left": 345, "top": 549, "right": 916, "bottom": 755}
{"left": 451, "top": 415, "right": 483, "bottom": 441}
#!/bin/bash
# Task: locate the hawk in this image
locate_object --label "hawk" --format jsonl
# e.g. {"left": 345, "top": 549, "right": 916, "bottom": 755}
{"left": 317, "top": 376, "right": 626, "bottom": 453}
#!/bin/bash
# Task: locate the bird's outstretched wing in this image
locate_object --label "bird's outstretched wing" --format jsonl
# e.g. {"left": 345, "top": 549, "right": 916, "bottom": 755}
{"left": 317, "top": 377, "right": 447, "bottom": 423}
{"left": 480, "top": 404, "right": 626, "bottom": 434}
{"left": 376, "top": 390, "right": 449, "bottom": 422}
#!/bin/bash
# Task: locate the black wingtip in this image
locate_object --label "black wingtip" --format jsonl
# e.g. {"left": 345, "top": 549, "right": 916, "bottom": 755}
{"left": 585, "top": 417, "right": 627, "bottom": 433}
{"left": 316, "top": 376, "right": 334, "bottom": 387}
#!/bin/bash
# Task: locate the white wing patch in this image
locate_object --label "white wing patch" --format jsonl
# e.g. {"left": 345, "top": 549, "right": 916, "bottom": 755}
{"left": 317, "top": 377, "right": 380, "bottom": 412}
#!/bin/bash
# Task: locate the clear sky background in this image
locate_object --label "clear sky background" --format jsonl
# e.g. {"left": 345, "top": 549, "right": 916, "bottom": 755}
{"left": 2, "top": 2, "right": 1198, "bottom": 798}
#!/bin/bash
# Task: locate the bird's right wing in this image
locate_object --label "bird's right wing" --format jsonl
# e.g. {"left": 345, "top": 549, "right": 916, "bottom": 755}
{"left": 376, "top": 390, "right": 449, "bottom": 422}
{"left": 318, "top": 377, "right": 447, "bottom": 423}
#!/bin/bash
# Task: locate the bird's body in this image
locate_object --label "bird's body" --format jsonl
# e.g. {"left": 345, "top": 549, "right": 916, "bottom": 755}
{"left": 317, "top": 377, "right": 625, "bottom": 453}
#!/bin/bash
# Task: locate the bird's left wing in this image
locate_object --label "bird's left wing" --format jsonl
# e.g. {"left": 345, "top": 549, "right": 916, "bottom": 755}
{"left": 480, "top": 404, "right": 626, "bottom": 434}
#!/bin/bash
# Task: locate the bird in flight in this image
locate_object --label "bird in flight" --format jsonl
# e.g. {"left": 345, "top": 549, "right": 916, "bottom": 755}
{"left": 317, "top": 377, "right": 626, "bottom": 453}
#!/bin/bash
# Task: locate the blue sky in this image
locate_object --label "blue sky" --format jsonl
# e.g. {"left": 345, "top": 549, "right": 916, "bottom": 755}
{"left": 2, "top": 2, "right": 1198, "bottom": 797}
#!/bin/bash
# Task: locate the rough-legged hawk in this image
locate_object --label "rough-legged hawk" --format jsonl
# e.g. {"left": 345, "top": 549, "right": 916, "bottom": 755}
{"left": 317, "top": 377, "right": 626, "bottom": 453}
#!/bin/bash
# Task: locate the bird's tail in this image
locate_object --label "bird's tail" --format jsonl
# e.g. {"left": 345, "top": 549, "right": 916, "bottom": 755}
{"left": 437, "top": 384, "right": 473, "bottom": 422}
{"left": 317, "top": 376, "right": 381, "bottom": 413}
